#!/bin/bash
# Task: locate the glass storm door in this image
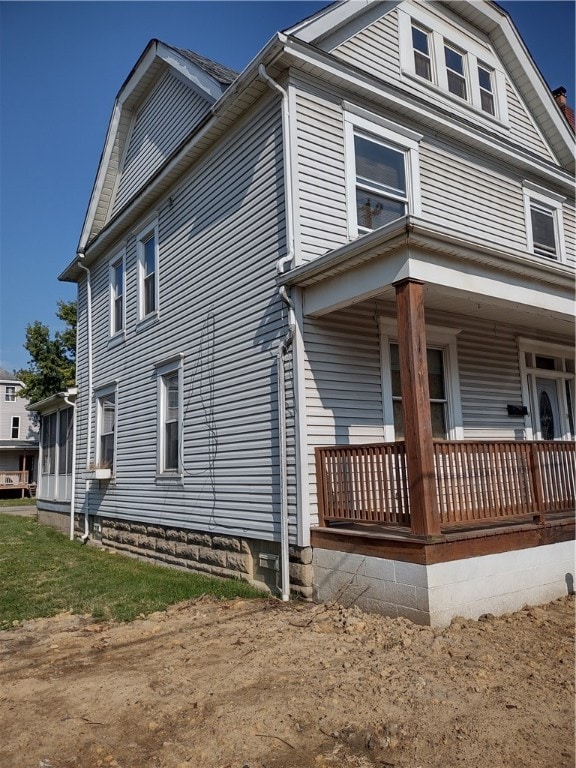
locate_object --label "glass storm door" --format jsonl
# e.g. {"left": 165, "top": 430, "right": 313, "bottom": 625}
{"left": 535, "top": 378, "right": 561, "bottom": 440}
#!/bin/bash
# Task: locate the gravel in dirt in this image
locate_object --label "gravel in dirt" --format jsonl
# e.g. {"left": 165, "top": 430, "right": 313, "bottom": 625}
{"left": 0, "top": 595, "right": 573, "bottom": 768}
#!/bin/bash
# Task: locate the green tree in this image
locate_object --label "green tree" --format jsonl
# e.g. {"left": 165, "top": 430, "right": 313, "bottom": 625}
{"left": 16, "top": 300, "right": 77, "bottom": 404}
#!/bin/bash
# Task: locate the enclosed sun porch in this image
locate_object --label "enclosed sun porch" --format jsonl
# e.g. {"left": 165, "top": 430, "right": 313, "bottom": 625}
{"left": 283, "top": 218, "right": 575, "bottom": 555}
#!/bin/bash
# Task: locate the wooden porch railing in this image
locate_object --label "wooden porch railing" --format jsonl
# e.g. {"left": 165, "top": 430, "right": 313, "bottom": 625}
{"left": 315, "top": 441, "right": 575, "bottom": 531}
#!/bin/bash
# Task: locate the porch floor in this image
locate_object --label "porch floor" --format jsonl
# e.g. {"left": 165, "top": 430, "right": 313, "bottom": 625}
{"left": 311, "top": 511, "right": 575, "bottom": 565}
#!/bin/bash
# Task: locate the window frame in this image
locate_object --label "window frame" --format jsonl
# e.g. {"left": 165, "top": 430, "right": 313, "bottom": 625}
{"left": 11, "top": 416, "right": 20, "bottom": 439}
{"left": 5, "top": 386, "right": 16, "bottom": 402}
{"left": 109, "top": 250, "right": 125, "bottom": 337}
{"left": 379, "top": 319, "right": 463, "bottom": 442}
{"left": 522, "top": 182, "right": 566, "bottom": 263}
{"left": 137, "top": 220, "right": 159, "bottom": 321}
{"left": 344, "top": 111, "right": 422, "bottom": 240}
{"left": 95, "top": 383, "right": 117, "bottom": 473}
{"left": 156, "top": 358, "right": 183, "bottom": 476}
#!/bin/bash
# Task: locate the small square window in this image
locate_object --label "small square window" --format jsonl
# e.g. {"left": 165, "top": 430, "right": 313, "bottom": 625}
{"left": 523, "top": 183, "right": 565, "bottom": 262}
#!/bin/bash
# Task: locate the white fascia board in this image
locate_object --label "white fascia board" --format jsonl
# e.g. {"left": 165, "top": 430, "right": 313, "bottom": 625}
{"left": 303, "top": 247, "right": 575, "bottom": 319}
{"left": 77, "top": 100, "right": 122, "bottom": 252}
{"left": 285, "top": 0, "right": 379, "bottom": 43}
{"left": 117, "top": 43, "right": 158, "bottom": 106}
{"left": 283, "top": 38, "right": 575, "bottom": 187}
{"left": 157, "top": 42, "right": 225, "bottom": 102}
{"left": 28, "top": 388, "right": 77, "bottom": 413}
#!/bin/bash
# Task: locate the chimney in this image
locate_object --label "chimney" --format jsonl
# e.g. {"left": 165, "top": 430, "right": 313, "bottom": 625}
{"left": 552, "top": 86, "right": 575, "bottom": 132}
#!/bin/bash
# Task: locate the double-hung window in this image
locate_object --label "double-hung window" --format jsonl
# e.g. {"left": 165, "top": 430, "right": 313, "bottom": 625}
{"left": 5, "top": 386, "right": 15, "bottom": 402}
{"left": 411, "top": 24, "right": 432, "bottom": 81}
{"left": 137, "top": 221, "right": 159, "bottom": 320}
{"left": 523, "top": 182, "right": 565, "bottom": 262}
{"left": 380, "top": 319, "right": 463, "bottom": 442}
{"left": 11, "top": 416, "right": 20, "bottom": 439}
{"left": 444, "top": 44, "right": 467, "bottom": 100}
{"left": 477, "top": 63, "right": 495, "bottom": 115}
{"left": 156, "top": 359, "right": 182, "bottom": 475}
{"left": 345, "top": 111, "right": 421, "bottom": 238}
{"left": 96, "top": 386, "right": 116, "bottom": 471}
{"left": 110, "top": 254, "right": 125, "bottom": 336}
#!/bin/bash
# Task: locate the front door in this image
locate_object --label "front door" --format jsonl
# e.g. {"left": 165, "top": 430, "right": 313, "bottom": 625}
{"left": 535, "top": 378, "right": 561, "bottom": 440}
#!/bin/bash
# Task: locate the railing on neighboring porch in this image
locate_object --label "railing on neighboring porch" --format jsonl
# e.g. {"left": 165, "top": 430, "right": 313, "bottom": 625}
{"left": 315, "top": 441, "right": 576, "bottom": 531}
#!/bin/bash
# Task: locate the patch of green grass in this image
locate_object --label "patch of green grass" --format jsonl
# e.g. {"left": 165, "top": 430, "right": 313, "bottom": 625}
{"left": 0, "top": 514, "right": 264, "bottom": 628}
{"left": 0, "top": 496, "right": 36, "bottom": 507}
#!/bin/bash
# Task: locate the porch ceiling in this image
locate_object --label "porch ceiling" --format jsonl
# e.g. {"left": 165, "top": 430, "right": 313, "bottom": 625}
{"left": 282, "top": 217, "right": 575, "bottom": 335}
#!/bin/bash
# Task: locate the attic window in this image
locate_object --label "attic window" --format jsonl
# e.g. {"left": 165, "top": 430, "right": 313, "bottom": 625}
{"left": 444, "top": 44, "right": 467, "bottom": 100}
{"left": 398, "top": 9, "right": 507, "bottom": 124}
{"left": 411, "top": 25, "right": 432, "bottom": 81}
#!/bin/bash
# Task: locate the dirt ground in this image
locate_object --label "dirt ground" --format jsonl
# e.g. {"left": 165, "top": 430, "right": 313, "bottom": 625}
{"left": 0, "top": 595, "right": 573, "bottom": 768}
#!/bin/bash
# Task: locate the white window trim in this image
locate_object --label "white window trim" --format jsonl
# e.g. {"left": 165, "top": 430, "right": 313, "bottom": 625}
{"left": 95, "top": 382, "right": 117, "bottom": 474}
{"left": 5, "top": 386, "right": 16, "bottom": 402}
{"left": 156, "top": 357, "right": 183, "bottom": 477}
{"left": 11, "top": 416, "right": 20, "bottom": 439}
{"left": 137, "top": 219, "right": 159, "bottom": 322}
{"left": 344, "top": 112, "right": 422, "bottom": 240}
{"left": 517, "top": 337, "right": 574, "bottom": 441}
{"left": 522, "top": 181, "right": 566, "bottom": 263}
{"left": 379, "top": 318, "right": 463, "bottom": 442}
{"left": 397, "top": 8, "right": 508, "bottom": 126}
{"left": 109, "top": 249, "right": 126, "bottom": 338}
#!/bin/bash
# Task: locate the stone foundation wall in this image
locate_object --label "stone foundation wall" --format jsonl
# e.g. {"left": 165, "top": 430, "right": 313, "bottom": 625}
{"left": 89, "top": 517, "right": 313, "bottom": 599}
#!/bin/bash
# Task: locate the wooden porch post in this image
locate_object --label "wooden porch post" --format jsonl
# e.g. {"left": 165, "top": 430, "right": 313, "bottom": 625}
{"left": 393, "top": 278, "right": 440, "bottom": 537}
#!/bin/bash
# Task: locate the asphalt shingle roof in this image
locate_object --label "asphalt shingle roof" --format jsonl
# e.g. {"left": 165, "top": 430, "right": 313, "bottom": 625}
{"left": 0, "top": 368, "right": 20, "bottom": 382}
{"left": 169, "top": 45, "right": 238, "bottom": 86}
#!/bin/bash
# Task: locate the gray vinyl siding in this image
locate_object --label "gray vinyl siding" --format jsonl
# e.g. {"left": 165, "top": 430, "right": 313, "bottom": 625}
{"left": 303, "top": 303, "right": 571, "bottom": 524}
{"left": 74, "top": 95, "right": 297, "bottom": 541}
{"left": 112, "top": 71, "right": 212, "bottom": 216}
{"left": 563, "top": 199, "right": 576, "bottom": 267}
{"left": 419, "top": 140, "right": 527, "bottom": 249}
{"left": 0, "top": 387, "right": 37, "bottom": 441}
{"left": 332, "top": 12, "right": 400, "bottom": 83}
{"left": 294, "top": 84, "right": 348, "bottom": 263}
{"left": 505, "top": 82, "right": 555, "bottom": 159}
{"left": 294, "top": 81, "right": 561, "bottom": 262}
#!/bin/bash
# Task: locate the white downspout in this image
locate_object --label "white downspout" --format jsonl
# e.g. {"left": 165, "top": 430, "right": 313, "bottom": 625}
{"left": 258, "top": 64, "right": 296, "bottom": 602}
{"left": 77, "top": 255, "right": 92, "bottom": 543}
{"left": 63, "top": 394, "right": 77, "bottom": 541}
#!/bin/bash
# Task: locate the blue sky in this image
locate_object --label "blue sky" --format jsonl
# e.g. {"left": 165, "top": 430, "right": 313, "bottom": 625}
{"left": 1, "top": 1, "right": 574, "bottom": 373}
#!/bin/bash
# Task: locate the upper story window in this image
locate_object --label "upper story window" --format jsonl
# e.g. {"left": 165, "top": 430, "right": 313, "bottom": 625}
{"left": 411, "top": 25, "right": 432, "bottom": 81}
{"left": 110, "top": 254, "right": 125, "bottom": 336}
{"left": 444, "top": 44, "right": 467, "bottom": 101}
{"left": 137, "top": 221, "right": 159, "bottom": 320}
{"left": 5, "top": 386, "right": 16, "bottom": 402}
{"left": 345, "top": 110, "right": 422, "bottom": 238}
{"left": 11, "top": 416, "right": 20, "bottom": 439}
{"left": 478, "top": 63, "right": 495, "bottom": 115}
{"left": 522, "top": 182, "right": 566, "bottom": 262}
{"left": 399, "top": 9, "right": 507, "bottom": 124}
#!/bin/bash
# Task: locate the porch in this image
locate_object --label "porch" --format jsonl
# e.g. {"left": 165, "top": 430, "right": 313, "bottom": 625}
{"left": 0, "top": 470, "right": 36, "bottom": 498}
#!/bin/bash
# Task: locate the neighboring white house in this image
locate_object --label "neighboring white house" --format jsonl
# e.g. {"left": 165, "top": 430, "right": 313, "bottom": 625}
{"left": 0, "top": 368, "right": 39, "bottom": 496}
{"left": 58, "top": 0, "right": 574, "bottom": 624}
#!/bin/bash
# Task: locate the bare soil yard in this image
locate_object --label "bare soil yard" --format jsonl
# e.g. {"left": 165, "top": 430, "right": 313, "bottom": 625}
{"left": 0, "top": 595, "right": 573, "bottom": 768}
